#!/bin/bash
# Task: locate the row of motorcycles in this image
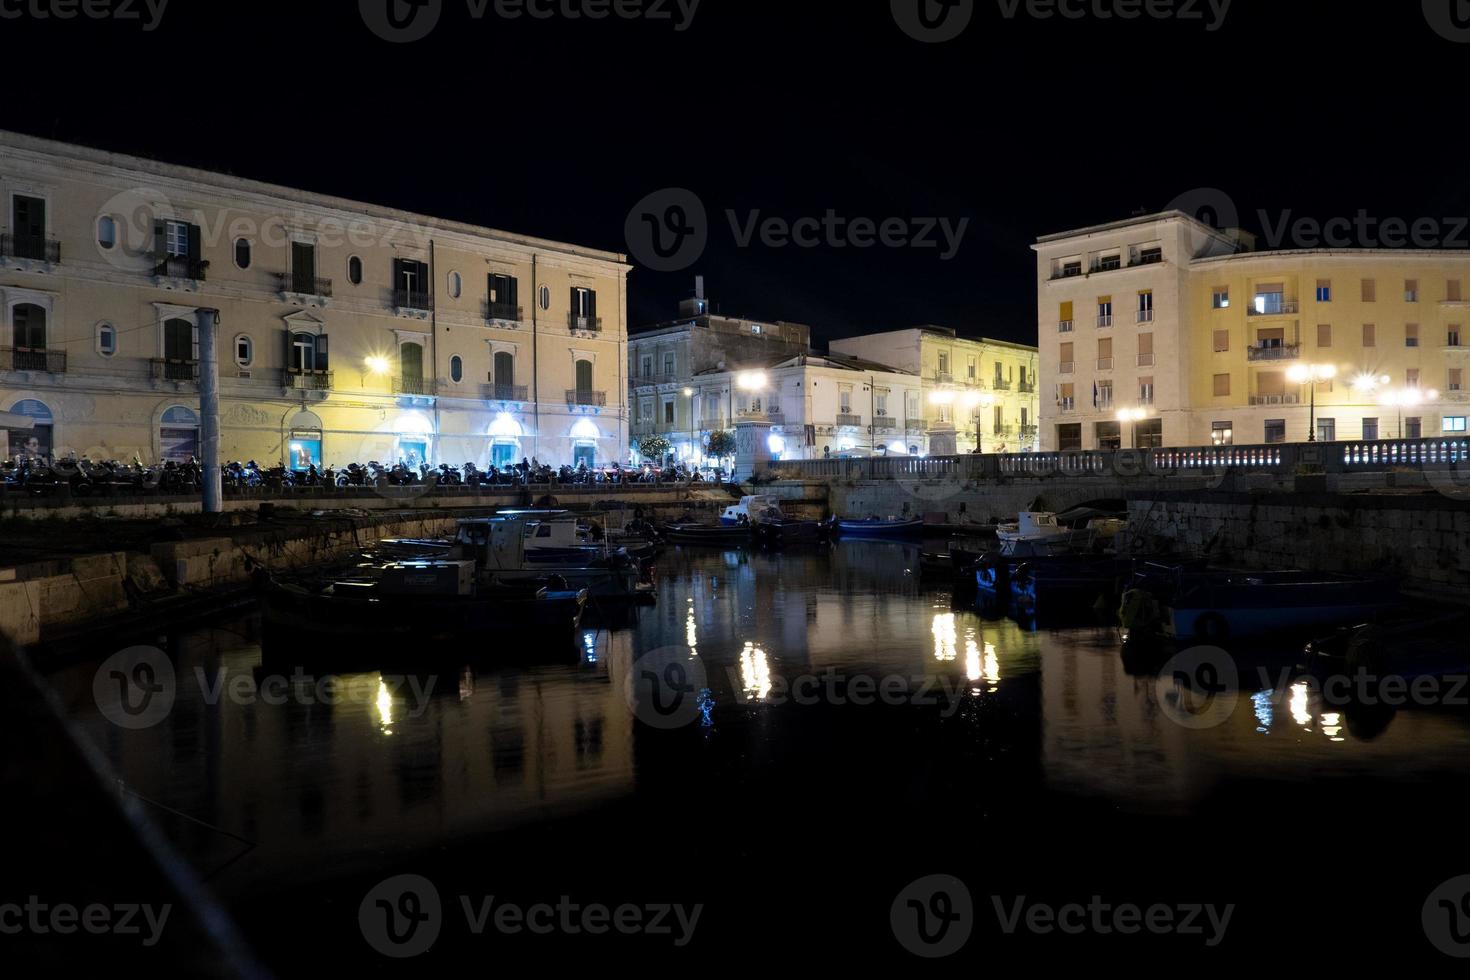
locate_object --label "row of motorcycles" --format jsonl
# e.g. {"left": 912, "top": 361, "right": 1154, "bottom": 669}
{"left": 2, "top": 455, "right": 205, "bottom": 496}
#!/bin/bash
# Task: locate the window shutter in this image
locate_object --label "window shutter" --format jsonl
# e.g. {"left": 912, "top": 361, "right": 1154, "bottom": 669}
{"left": 1213, "top": 329, "right": 1229, "bottom": 352}
{"left": 570, "top": 287, "right": 578, "bottom": 316}
{"left": 153, "top": 220, "right": 166, "bottom": 258}
{"left": 187, "top": 224, "right": 202, "bottom": 264}
{"left": 1317, "top": 323, "right": 1332, "bottom": 347}
{"left": 1138, "top": 333, "right": 1154, "bottom": 355}
{"left": 587, "top": 289, "right": 596, "bottom": 318}
{"left": 1362, "top": 279, "right": 1376, "bottom": 302}
{"left": 1362, "top": 323, "right": 1376, "bottom": 347}
{"left": 1450, "top": 280, "right": 1463, "bottom": 302}
{"left": 508, "top": 276, "right": 519, "bottom": 308}
{"left": 1097, "top": 337, "right": 1112, "bottom": 359}
{"left": 316, "top": 333, "right": 328, "bottom": 371}
{"left": 285, "top": 330, "right": 295, "bottom": 370}
{"left": 1060, "top": 301, "right": 1073, "bottom": 321}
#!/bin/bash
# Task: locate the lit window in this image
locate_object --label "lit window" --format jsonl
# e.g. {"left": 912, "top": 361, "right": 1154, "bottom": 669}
{"left": 98, "top": 216, "right": 117, "bottom": 250}
{"left": 1444, "top": 417, "right": 1468, "bottom": 433}
{"left": 1212, "top": 288, "right": 1229, "bottom": 309}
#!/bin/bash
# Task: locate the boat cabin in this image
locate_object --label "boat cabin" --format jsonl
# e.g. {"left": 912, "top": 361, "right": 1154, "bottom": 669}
{"left": 722, "top": 495, "right": 786, "bottom": 526}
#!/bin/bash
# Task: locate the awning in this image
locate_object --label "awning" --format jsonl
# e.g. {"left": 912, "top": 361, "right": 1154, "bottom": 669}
{"left": 0, "top": 412, "right": 37, "bottom": 430}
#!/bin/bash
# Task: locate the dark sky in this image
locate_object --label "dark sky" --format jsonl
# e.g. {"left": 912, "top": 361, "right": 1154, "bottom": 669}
{"left": 4, "top": 0, "right": 1467, "bottom": 346}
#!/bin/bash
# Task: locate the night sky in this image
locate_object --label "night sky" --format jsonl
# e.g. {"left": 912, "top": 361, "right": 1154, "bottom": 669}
{"left": 4, "top": 0, "right": 1467, "bottom": 346}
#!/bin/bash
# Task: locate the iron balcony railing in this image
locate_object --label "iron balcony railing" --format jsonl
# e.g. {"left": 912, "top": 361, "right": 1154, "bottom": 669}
{"left": 1249, "top": 393, "right": 1302, "bottom": 406}
{"left": 1018, "top": 381, "right": 1037, "bottom": 393}
{"left": 836, "top": 414, "right": 863, "bottom": 427}
{"left": 484, "top": 383, "right": 529, "bottom": 401}
{"left": 932, "top": 372, "right": 954, "bottom": 384}
{"left": 1097, "top": 315, "right": 1114, "bottom": 328}
{"left": 153, "top": 255, "right": 208, "bottom": 280}
{"left": 1058, "top": 320, "right": 1074, "bottom": 332}
{"left": 698, "top": 419, "right": 729, "bottom": 432}
{"left": 279, "top": 273, "right": 333, "bottom": 297}
{"left": 872, "top": 417, "right": 898, "bottom": 432}
{"left": 906, "top": 419, "right": 929, "bottom": 431}
{"left": 1248, "top": 299, "right": 1300, "bottom": 317}
{"left": 992, "top": 379, "right": 1012, "bottom": 391}
{"left": 394, "top": 289, "right": 434, "bottom": 311}
{"left": 1137, "top": 354, "right": 1156, "bottom": 367}
{"left": 1096, "top": 358, "right": 1114, "bottom": 371}
{"left": 1, "top": 234, "right": 60, "bottom": 263}
{"left": 0, "top": 347, "right": 66, "bottom": 373}
{"left": 1059, "top": 361, "right": 1075, "bottom": 374}
{"left": 288, "top": 369, "right": 333, "bottom": 390}
{"left": 1137, "top": 310, "right": 1155, "bottom": 323}
{"left": 485, "top": 302, "right": 523, "bottom": 322}
{"left": 393, "top": 376, "right": 435, "bottom": 396}
{"left": 151, "top": 358, "right": 199, "bottom": 382}
{"left": 1247, "top": 343, "right": 1302, "bottom": 361}
{"left": 566, "top": 389, "right": 607, "bottom": 406}
{"left": 569, "top": 314, "right": 602, "bottom": 332}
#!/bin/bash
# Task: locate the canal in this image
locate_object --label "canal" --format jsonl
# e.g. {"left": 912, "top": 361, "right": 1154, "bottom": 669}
{"left": 47, "top": 541, "right": 1470, "bottom": 968}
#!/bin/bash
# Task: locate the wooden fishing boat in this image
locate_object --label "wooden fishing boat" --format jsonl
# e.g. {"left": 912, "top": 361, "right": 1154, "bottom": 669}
{"left": 833, "top": 517, "right": 926, "bottom": 539}
{"left": 661, "top": 522, "right": 754, "bottom": 546}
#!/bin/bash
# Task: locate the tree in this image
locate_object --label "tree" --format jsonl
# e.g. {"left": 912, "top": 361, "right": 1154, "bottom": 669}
{"left": 636, "top": 435, "right": 671, "bottom": 462}
{"left": 707, "top": 430, "right": 737, "bottom": 462}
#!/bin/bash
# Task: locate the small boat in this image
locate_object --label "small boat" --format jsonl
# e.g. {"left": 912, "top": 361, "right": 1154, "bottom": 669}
{"left": 754, "top": 519, "right": 823, "bottom": 548}
{"left": 1140, "top": 567, "right": 1401, "bottom": 641}
{"left": 1304, "top": 609, "right": 1470, "bottom": 680}
{"left": 454, "top": 517, "right": 656, "bottom": 604}
{"left": 661, "top": 522, "right": 754, "bottom": 546}
{"left": 833, "top": 516, "right": 926, "bottom": 539}
{"left": 721, "top": 495, "right": 785, "bottom": 526}
{"left": 996, "top": 512, "right": 1071, "bottom": 546}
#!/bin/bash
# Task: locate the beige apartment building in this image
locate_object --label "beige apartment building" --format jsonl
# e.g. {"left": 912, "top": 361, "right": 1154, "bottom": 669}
{"left": 1037, "top": 212, "right": 1470, "bottom": 450}
{"left": 830, "top": 326, "right": 1042, "bottom": 454}
{"left": 0, "top": 131, "right": 629, "bottom": 470}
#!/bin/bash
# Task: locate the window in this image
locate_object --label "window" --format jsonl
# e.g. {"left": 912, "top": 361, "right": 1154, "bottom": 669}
{"left": 1097, "top": 297, "right": 1113, "bottom": 327}
{"left": 234, "top": 334, "right": 253, "bottom": 368}
{"left": 751, "top": 324, "right": 762, "bottom": 335}
{"left": 348, "top": 256, "right": 363, "bottom": 285}
{"left": 1450, "top": 327, "right": 1463, "bottom": 347}
{"left": 1362, "top": 418, "right": 1379, "bottom": 441}
{"left": 399, "top": 343, "right": 424, "bottom": 385}
{"left": 664, "top": 400, "right": 675, "bottom": 425}
{"left": 1057, "top": 423, "right": 1082, "bottom": 451}
{"left": 1406, "top": 324, "right": 1420, "bottom": 348}
{"left": 876, "top": 392, "right": 888, "bottom": 417}
{"left": 1058, "top": 342, "right": 1074, "bottom": 373}
{"left": 1253, "top": 286, "right": 1285, "bottom": 315}
{"left": 493, "top": 351, "right": 515, "bottom": 395}
{"left": 1212, "top": 287, "right": 1230, "bottom": 309}
{"left": 164, "top": 220, "right": 190, "bottom": 257}
{"left": 1406, "top": 417, "right": 1423, "bottom": 439}
{"left": 575, "top": 359, "right": 593, "bottom": 393}
{"left": 938, "top": 352, "right": 950, "bottom": 376}
{"left": 1264, "top": 419, "right": 1286, "bottom": 444}
{"left": 1060, "top": 260, "right": 1082, "bottom": 278}
{"left": 12, "top": 195, "right": 45, "bottom": 251}
{"left": 488, "top": 273, "right": 519, "bottom": 317}
{"left": 1450, "top": 368, "right": 1464, "bottom": 392}
{"left": 1317, "top": 323, "right": 1332, "bottom": 348}
{"left": 840, "top": 388, "right": 853, "bottom": 414}
{"left": 1362, "top": 323, "right": 1376, "bottom": 347}
{"left": 570, "top": 287, "right": 597, "bottom": 328}
{"left": 1134, "top": 246, "right": 1162, "bottom": 266}
{"left": 290, "top": 332, "right": 328, "bottom": 373}
{"left": 640, "top": 355, "right": 653, "bottom": 378}
{"left": 1058, "top": 383, "right": 1075, "bottom": 411}
{"left": 1096, "top": 421, "right": 1121, "bottom": 451}
{"left": 1134, "top": 419, "right": 1163, "bottom": 449}
{"left": 392, "top": 258, "right": 430, "bottom": 306}
{"left": 1137, "top": 290, "right": 1154, "bottom": 323}
{"left": 164, "top": 317, "right": 196, "bottom": 363}
{"left": 1316, "top": 280, "right": 1332, "bottom": 302}
{"left": 1213, "top": 373, "right": 1231, "bottom": 397}
{"left": 6, "top": 399, "right": 53, "bottom": 457}
{"left": 1407, "top": 368, "right": 1421, "bottom": 388}
{"left": 1139, "top": 377, "right": 1155, "bottom": 405}
{"left": 994, "top": 406, "right": 1006, "bottom": 435}
{"left": 449, "top": 355, "right": 463, "bottom": 384}
{"left": 234, "top": 238, "right": 252, "bottom": 269}
{"left": 12, "top": 303, "right": 47, "bottom": 350}
{"left": 289, "top": 241, "right": 318, "bottom": 293}
{"left": 1059, "top": 301, "right": 1074, "bottom": 330}
{"left": 1213, "top": 329, "right": 1230, "bottom": 352}
{"left": 1444, "top": 417, "right": 1468, "bottom": 433}
{"left": 1211, "top": 421, "right": 1234, "bottom": 446}
{"left": 97, "top": 216, "right": 117, "bottom": 250}
{"left": 1096, "top": 380, "right": 1114, "bottom": 409}
{"left": 159, "top": 406, "right": 200, "bottom": 462}
{"left": 967, "top": 355, "right": 978, "bottom": 381}
{"left": 1362, "top": 279, "right": 1376, "bottom": 302}
{"left": 1405, "top": 279, "right": 1419, "bottom": 302}
{"left": 1317, "top": 418, "right": 1336, "bottom": 442}
{"left": 97, "top": 322, "right": 117, "bottom": 357}
{"left": 448, "top": 271, "right": 462, "bottom": 299}
{"left": 1095, "top": 253, "right": 1121, "bottom": 272}
{"left": 539, "top": 284, "right": 551, "bottom": 310}
{"left": 1450, "top": 280, "right": 1463, "bottom": 302}
{"left": 663, "top": 353, "right": 675, "bottom": 376}
{"left": 1096, "top": 337, "right": 1113, "bottom": 370}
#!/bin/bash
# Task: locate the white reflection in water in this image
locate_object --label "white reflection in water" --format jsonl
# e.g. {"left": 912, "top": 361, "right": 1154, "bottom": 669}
{"left": 964, "top": 635, "right": 1001, "bottom": 693}
{"left": 1290, "top": 682, "right": 1312, "bottom": 729}
{"left": 1321, "top": 712, "right": 1345, "bottom": 742}
{"left": 932, "top": 613, "right": 958, "bottom": 663}
{"left": 376, "top": 677, "right": 394, "bottom": 735}
{"left": 1252, "top": 690, "right": 1273, "bottom": 733}
{"left": 740, "top": 642, "right": 772, "bottom": 702}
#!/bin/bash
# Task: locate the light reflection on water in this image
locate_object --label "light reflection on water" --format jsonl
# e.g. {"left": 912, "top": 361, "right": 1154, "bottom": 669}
{"left": 44, "top": 540, "right": 1470, "bottom": 896}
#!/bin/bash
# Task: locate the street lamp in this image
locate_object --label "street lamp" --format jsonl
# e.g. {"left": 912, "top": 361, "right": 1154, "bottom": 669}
{"left": 1116, "top": 406, "right": 1147, "bottom": 449}
{"left": 962, "top": 390, "right": 995, "bottom": 453}
{"left": 1380, "top": 387, "right": 1440, "bottom": 439}
{"left": 1287, "top": 363, "right": 1338, "bottom": 442}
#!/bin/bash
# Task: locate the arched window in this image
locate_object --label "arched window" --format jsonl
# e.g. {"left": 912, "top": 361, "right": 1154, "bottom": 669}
{"left": 234, "top": 238, "right": 252, "bottom": 269}
{"left": 449, "top": 355, "right": 463, "bottom": 384}
{"left": 492, "top": 351, "right": 515, "bottom": 398}
{"left": 97, "top": 322, "right": 117, "bottom": 357}
{"left": 12, "top": 303, "right": 47, "bottom": 350}
{"left": 98, "top": 216, "right": 117, "bottom": 250}
{"left": 160, "top": 406, "right": 200, "bottom": 463}
{"left": 575, "top": 359, "right": 593, "bottom": 393}
{"left": 348, "top": 256, "right": 363, "bottom": 285}
{"left": 7, "top": 399, "right": 53, "bottom": 459}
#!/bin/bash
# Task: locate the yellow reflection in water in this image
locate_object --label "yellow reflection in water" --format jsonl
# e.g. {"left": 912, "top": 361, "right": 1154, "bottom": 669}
{"left": 965, "top": 637, "right": 1001, "bottom": 692}
{"left": 740, "top": 642, "right": 771, "bottom": 702}
{"left": 1289, "top": 682, "right": 1311, "bottom": 729}
{"left": 1320, "top": 712, "right": 1345, "bottom": 742}
{"left": 376, "top": 677, "right": 394, "bottom": 735}
{"left": 932, "top": 613, "right": 957, "bottom": 662}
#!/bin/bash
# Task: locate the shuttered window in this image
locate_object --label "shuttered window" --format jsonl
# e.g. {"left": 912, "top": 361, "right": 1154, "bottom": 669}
{"left": 1317, "top": 323, "right": 1332, "bottom": 347}
{"left": 1362, "top": 323, "right": 1376, "bottom": 347}
{"left": 1213, "top": 373, "right": 1231, "bottom": 397}
{"left": 1213, "top": 329, "right": 1230, "bottom": 352}
{"left": 1362, "top": 279, "right": 1376, "bottom": 302}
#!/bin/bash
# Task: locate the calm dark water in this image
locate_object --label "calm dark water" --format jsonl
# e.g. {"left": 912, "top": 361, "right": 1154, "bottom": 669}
{"left": 49, "top": 542, "right": 1470, "bottom": 969}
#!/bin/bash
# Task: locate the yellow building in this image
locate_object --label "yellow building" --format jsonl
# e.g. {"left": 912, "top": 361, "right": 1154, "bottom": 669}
{"left": 0, "top": 131, "right": 630, "bottom": 469}
{"left": 830, "top": 327, "right": 1041, "bottom": 454}
{"left": 1036, "top": 212, "right": 1470, "bottom": 449}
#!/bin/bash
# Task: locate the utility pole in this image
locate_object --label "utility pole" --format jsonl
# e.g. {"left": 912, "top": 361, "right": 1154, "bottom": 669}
{"left": 196, "top": 307, "right": 223, "bottom": 514}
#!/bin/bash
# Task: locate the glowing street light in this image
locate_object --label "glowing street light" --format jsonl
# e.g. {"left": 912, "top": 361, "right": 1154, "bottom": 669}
{"left": 1351, "top": 372, "right": 1392, "bottom": 393}
{"left": 365, "top": 355, "right": 390, "bottom": 375}
{"left": 1287, "top": 363, "right": 1338, "bottom": 442}
{"left": 1115, "top": 406, "right": 1147, "bottom": 448}
{"left": 1380, "top": 386, "right": 1440, "bottom": 438}
{"left": 737, "top": 371, "right": 768, "bottom": 391}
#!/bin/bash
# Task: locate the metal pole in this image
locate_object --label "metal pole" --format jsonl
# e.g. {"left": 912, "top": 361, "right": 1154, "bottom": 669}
{"left": 1308, "top": 382, "right": 1317, "bottom": 442}
{"left": 197, "top": 307, "right": 223, "bottom": 513}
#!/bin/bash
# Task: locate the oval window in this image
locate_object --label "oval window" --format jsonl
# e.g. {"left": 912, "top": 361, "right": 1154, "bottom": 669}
{"left": 348, "top": 256, "right": 363, "bottom": 285}
{"left": 538, "top": 284, "right": 551, "bottom": 311}
{"left": 234, "top": 238, "right": 252, "bottom": 269}
{"left": 449, "top": 355, "right": 464, "bottom": 384}
{"left": 97, "top": 322, "right": 117, "bottom": 357}
{"left": 235, "top": 334, "right": 253, "bottom": 367}
{"left": 448, "top": 271, "right": 462, "bottom": 298}
{"left": 98, "top": 216, "right": 117, "bottom": 250}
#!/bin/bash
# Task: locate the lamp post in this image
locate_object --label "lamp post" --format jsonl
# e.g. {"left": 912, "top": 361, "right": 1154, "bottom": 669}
{"left": 1381, "top": 387, "right": 1440, "bottom": 439}
{"left": 1116, "top": 407, "right": 1147, "bottom": 449}
{"left": 683, "top": 386, "right": 695, "bottom": 463}
{"left": 963, "top": 391, "right": 996, "bottom": 454}
{"left": 1287, "top": 363, "right": 1338, "bottom": 442}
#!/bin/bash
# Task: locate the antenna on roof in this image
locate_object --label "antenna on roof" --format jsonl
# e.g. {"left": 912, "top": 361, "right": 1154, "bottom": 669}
{"left": 1131, "top": 206, "right": 1149, "bottom": 217}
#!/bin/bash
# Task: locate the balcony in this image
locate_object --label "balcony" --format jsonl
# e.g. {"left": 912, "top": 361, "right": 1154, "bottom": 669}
{"left": 1090, "top": 258, "right": 1122, "bottom": 274}
{"left": 485, "top": 301, "right": 523, "bottom": 323}
{"left": 566, "top": 389, "right": 607, "bottom": 407}
{"left": 906, "top": 419, "right": 928, "bottom": 432}
{"left": 1247, "top": 299, "right": 1299, "bottom": 317}
{"left": 992, "top": 379, "right": 1012, "bottom": 391}
{"left": 1059, "top": 398, "right": 1076, "bottom": 412}
{"left": 1059, "top": 361, "right": 1075, "bottom": 374}
{"left": 393, "top": 289, "right": 434, "bottom": 313}
{"left": 737, "top": 409, "right": 784, "bottom": 424}
{"left": 1, "top": 347, "right": 66, "bottom": 373}
{"left": 698, "top": 418, "right": 729, "bottom": 432}
{"left": 393, "top": 376, "right": 435, "bottom": 396}
{"left": 1058, "top": 320, "right": 1074, "bottom": 333}
{"left": 1247, "top": 343, "right": 1302, "bottom": 362}
{"left": 1, "top": 234, "right": 60, "bottom": 263}
{"left": 568, "top": 314, "right": 602, "bottom": 333}
{"left": 1050, "top": 265, "right": 1084, "bottom": 281}
{"left": 484, "top": 383, "right": 529, "bottom": 402}
{"left": 1096, "top": 315, "right": 1114, "bottom": 328}
{"left": 153, "top": 255, "right": 208, "bottom": 281}
{"left": 836, "top": 414, "right": 863, "bottom": 427}
{"left": 873, "top": 416, "right": 898, "bottom": 432}
{"left": 1136, "top": 310, "right": 1155, "bottom": 324}
{"left": 1128, "top": 250, "right": 1163, "bottom": 268}
{"left": 288, "top": 369, "right": 333, "bottom": 391}
{"left": 278, "top": 273, "right": 333, "bottom": 299}
{"left": 932, "top": 372, "right": 954, "bottom": 384}
{"left": 1018, "top": 381, "right": 1036, "bottom": 394}
{"left": 1249, "top": 393, "right": 1302, "bottom": 406}
{"left": 1096, "top": 357, "right": 1114, "bottom": 371}
{"left": 1020, "top": 425, "right": 1039, "bottom": 438}
{"left": 151, "top": 358, "right": 198, "bottom": 382}
{"left": 1137, "top": 353, "right": 1156, "bottom": 367}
